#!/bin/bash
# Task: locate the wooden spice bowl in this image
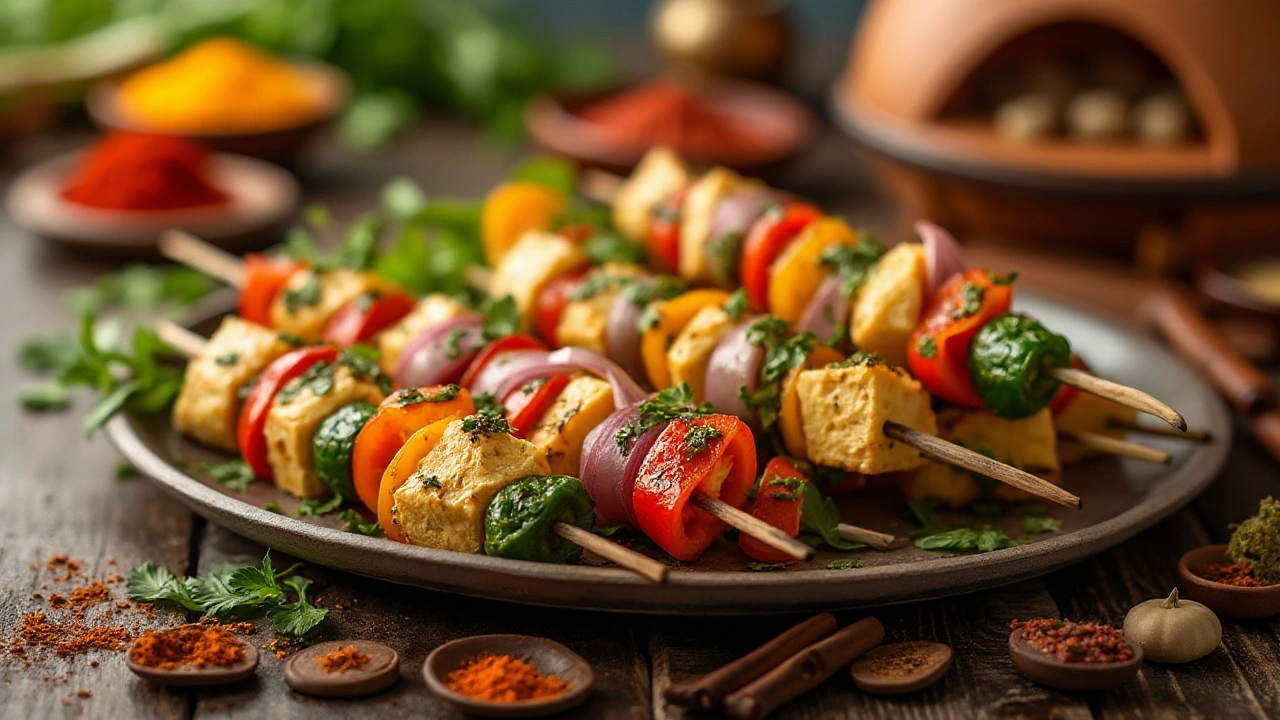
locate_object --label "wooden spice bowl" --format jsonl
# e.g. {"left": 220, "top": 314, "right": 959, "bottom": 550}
{"left": 85, "top": 61, "right": 349, "bottom": 165}
{"left": 1008, "top": 627, "right": 1142, "bottom": 692}
{"left": 422, "top": 634, "right": 594, "bottom": 718}
{"left": 1177, "top": 544, "right": 1280, "bottom": 620}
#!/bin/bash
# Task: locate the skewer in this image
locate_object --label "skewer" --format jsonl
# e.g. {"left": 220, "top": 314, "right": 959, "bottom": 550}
{"left": 1047, "top": 367, "right": 1186, "bottom": 432}
{"left": 552, "top": 522, "right": 669, "bottom": 583}
{"left": 884, "top": 421, "right": 1081, "bottom": 509}
{"left": 579, "top": 168, "right": 625, "bottom": 206}
{"left": 1058, "top": 430, "right": 1171, "bottom": 465}
{"left": 158, "top": 321, "right": 670, "bottom": 582}
{"left": 160, "top": 229, "right": 245, "bottom": 287}
{"left": 692, "top": 494, "right": 816, "bottom": 562}
{"left": 1108, "top": 417, "right": 1211, "bottom": 442}
{"left": 836, "top": 524, "right": 895, "bottom": 551}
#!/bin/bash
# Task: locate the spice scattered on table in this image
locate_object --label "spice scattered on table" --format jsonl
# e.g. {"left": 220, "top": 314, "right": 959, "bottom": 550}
{"left": 119, "top": 37, "right": 320, "bottom": 134}
{"left": 446, "top": 653, "right": 568, "bottom": 702}
{"left": 1197, "top": 561, "right": 1265, "bottom": 587}
{"left": 1011, "top": 618, "right": 1134, "bottom": 664}
{"left": 129, "top": 623, "right": 246, "bottom": 670}
{"left": 317, "top": 645, "right": 370, "bottom": 673}
{"left": 61, "top": 132, "right": 229, "bottom": 211}
{"left": 1225, "top": 496, "right": 1280, "bottom": 585}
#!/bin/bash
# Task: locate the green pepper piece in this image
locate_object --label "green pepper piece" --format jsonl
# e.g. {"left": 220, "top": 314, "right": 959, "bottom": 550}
{"left": 968, "top": 314, "right": 1071, "bottom": 419}
{"left": 312, "top": 401, "right": 378, "bottom": 502}
{"left": 484, "top": 475, "right": 595, "bottom": 564}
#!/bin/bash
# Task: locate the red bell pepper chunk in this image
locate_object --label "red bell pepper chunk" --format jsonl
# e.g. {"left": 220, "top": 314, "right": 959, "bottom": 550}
{"left": 236, "top": 346, "right": 338, "bottom": 480}
{"left": 458, "top": 334, "right": 546, "bottom": 389}
{"left": 632, "top": 414, "right": 757, "bottom": 561}
{"left": 906, "top": 268, "right": 1014, "bottom": 407}
{"left": 740, "top": 457, "right": 808, "bottom": 563}
{"left": 322, "top": 291, "right": 416, "bottom": 348}
{"left": 239, "top": 254, "right": 301, "bottom": 326}
{"left": 557, "top": 223, "right": 597, "bottom": 243}
{"left": 645, "top": 188, "right": 686, "bottom": 274}
{"left": 532, "top": 269, "right": 588, "bottom": 348}
{"left": 740, "top": 202, "right": 821, "bottom": 312}
{"left": 502, "top": 374, "right": 570, "bottom": 439}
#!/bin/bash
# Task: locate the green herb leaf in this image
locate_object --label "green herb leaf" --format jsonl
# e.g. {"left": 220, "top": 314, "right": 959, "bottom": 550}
{"left": 799, "top": 483, "right": 862, "bottom": 550}
{"left": 682, "top": 423, "right": 722, "bottom": 461}
{"left": 722, "top": 288, "right": 748, "bottom": 321}
{"left": 266, "top": 576, "right": 327, "bottom": 637}
{"left": 294, "top": 496, "right": 343, "bottom": 517}
{"left": 199, "top": 460, "right": 256, "bottom": 492}
{"left": 263, "top": 501, "right": 283, "bottom": 514}
{"left": 126, "top": 563, "right": 203, "bottom": 613}
{"left": 819, "top": 231, "right": 884, "bottom": 300}
{"left": 481, "top": 296, "right": 520, "bottom": 341}
{"left": 743, "top": 561, "right": 791, "bottom": 572}
{"left": 512, "top": 157, "right": 576, "bottom": 196}
{"left": 614, "top": 383, "right": 713, "bottom": 456}
{"left": 337, "top": 509, "right": 382, "bottom": 536}
{"left": 827, "top": 559, "right": 862, "bottom": 570}
{"left": 21, "top": 383, "right": 71, "bottom": 411}
{"left": 1022, "top": 515, "right": 1062, "bottom": 534}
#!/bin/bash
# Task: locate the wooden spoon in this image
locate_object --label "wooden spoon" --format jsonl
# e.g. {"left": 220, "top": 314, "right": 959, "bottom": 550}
{"left": 850, "top": 640, "right": 952, "bottom": 695}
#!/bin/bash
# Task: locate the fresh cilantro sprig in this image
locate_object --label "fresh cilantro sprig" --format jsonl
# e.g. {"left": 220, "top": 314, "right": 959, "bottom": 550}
{"left": 295, "top": 496, "right": 344, "bottom": 518}
{"left": 337, "top": 509, "right": 383, "bottom": 536}
{"left": 199, "top": 460, "right": 257, "bottom": 492}
{"left": 907, "top": 499, "right": 1029, "bottom": 553}
{"left": 614, "top": 384, "right": 713, "bottom": 456}
{"left": 738, "top": 317, "right": 814, "bottom": 429}
{"left": 798, "top": 483, "right": 864, "bottom": 551}
{"left": 480, "top": 296, "right": 520, "bottom": 341}
{"left": 127, "top": 552, "right": 326, "bottom": 638}
{"left": 819, "top": 231, "right": 884, "bottom": 300}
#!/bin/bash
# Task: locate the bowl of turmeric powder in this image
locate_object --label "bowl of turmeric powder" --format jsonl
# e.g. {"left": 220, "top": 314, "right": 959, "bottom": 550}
{"left": 423, "top": 634, "right": 595, "bottom": 718}
{"left": 86, "top": 37, "right": 349, "bottom": 165}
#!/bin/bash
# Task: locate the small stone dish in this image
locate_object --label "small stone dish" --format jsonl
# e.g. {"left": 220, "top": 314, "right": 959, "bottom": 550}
{"left": 1178, "top": 544, "right": 1280, "bottom": 620}
{"left": 1008, "top": 628, "right": 1142, "bottom": 692}
{"left": 423, "top": 634, "right": 594, "bottom": 719}
{"left": 125, "top": 638, "right": 258, "bottom": 687}
{"left": 284, "top": 640, "right": 400, "bottom": 698}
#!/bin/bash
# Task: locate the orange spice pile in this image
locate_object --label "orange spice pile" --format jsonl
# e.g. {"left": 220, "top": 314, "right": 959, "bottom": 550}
{"left": 446, "top": 653, "right": 568, "bottom": 703}
{"left": 317, "top": 645, "right": 370, "bottom": 673}
{"left": 129, "top": 623, "right": 246, "bottom": 670}
{"left": 1198, "top": 562, "right": 1266, "bottom": 587}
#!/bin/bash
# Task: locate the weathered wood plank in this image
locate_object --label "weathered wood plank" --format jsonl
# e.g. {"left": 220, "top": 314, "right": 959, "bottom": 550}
{"left": 188, "top": 524, "right": 650, "bottom": 720}
{"left": 1047, "top": 510, "right": 1279, "bottom": 720}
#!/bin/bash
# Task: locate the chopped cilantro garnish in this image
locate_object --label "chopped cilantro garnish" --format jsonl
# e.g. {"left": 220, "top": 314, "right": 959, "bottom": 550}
{"left": 613, "top": 383, "right": 713, "bottom": 456}
{"left": 282, "top": 274, "right": 322, "bottom": 315}
{"left": 916, "top": 336, "right": 937, "bottom": 359}
{"left": 461, "top": 413, "right": 513, "bottom": 441}
{"left": 819, "top": 230, "right": 884, "bottom": 300}
{"left": 215, "top": 352, "right": 239, "bottom": 366}
{"left": 721, "top": 288, "right": 748, "bottom": 321}
{"left": 951, "top": 281, "right": 985, "bottom": 319}
{"left": 682, "top": 423, "right": 722, "bottom": 461}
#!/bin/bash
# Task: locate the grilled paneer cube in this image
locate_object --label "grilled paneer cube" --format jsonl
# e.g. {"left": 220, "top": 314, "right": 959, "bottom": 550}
{"left": 554, "top": 264, "right": 644, "bottom": 354}
{"left": 612, "top": 147, "right": 691, "bottom": 240}
{"left": 795, "top": 359, "right": 937, "bottom": 474}
{"left": 666, "top": 304, "right": 734, "bottom": 404}
{"left": 1055, "top": 393, "right": 1138, "bottom": 463}
{"left": 491, "top": 231, "right": 587, "bottom": 326}
{"left": 901, "top": 407, "right": 1061, "bottom": 508}
{"left": 377, "top": 294, "right": 469, "bottom": 374}
{"left": 264, "top": 364, "right": 385, "bottom": 498}
{"left": 678, "top": 167, "right": 764, "bottom": 285}
{"left": 269, "top": 269, "right": 399, "bottom": 342}
{"left": 173, "top": 316, "right": 294, "bottom": 451}
{"left": 525, "top": 373, "right": 615, "bottom": 476}
{"left": 851, "top": 242, "right": 927, "bottom": 367}
{"left": 392, "top": 417, "right": 550, "bottom": 553}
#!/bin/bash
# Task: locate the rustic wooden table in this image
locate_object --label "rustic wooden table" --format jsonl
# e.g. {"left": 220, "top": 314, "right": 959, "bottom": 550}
{"left": 2, "top": 123, "right": 1278, "bottom": 719}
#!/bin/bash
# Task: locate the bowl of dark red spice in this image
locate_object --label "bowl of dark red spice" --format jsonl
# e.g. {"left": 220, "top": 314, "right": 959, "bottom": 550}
{"left": 284, "top": 640, "right": 400, "bottom": 698}
{"left": 1008, "top": 619, "right": 1142, "bottom": 692}
{"left": 1178, "top": 497, "right": 1280, "bottom": 620}
{"left": 422, "top": 634, "right": 594, "bottom": 718}
{"left": 4, "top": 130, "right": 299, "bottom": 254}
{"left": 125, "top": 622, "right": 258, "bottom": 686}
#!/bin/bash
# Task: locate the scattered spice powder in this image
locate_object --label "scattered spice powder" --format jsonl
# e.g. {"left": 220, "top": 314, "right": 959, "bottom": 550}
{"left": 1012, "top": 618, "right": 1134, "bottom": 664}
{"left": 317, "top": 646, "right": 370, "bottom": 673}
{"left": 446, "top": 653, "right": 568, "bottom": 703}
{"left": 17, "top": 613, "right": 130, "bottom": 657}
{"left": 1198, "top": 562, "right": 1266, "bottom": 587}
{"left": 856, "top": 646, "right": 932, "bottom": 679}
{"left": 129, "top": 623, "right": 245, "bottom": 670}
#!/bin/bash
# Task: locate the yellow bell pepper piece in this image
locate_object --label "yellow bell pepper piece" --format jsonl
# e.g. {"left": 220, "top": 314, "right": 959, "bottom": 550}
{"left": 767, "top": 217, "right": 857, "bottom": 323}
{"left": 639, "top": 289, "right": 731, "bottom": 390}
{"left": 481, "top": 182, "right": 566, "bottom": 267}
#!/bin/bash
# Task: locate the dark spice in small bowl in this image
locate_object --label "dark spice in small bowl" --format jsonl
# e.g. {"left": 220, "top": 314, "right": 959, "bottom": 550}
{"left": 1197, "top": 561, "right": 1268, "bottom": 587}
{"left": 1011, "top": 618, "right": 1134, "bottom": 664}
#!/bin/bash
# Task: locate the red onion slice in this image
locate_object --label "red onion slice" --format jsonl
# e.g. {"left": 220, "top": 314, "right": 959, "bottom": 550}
{"left": 467, "top": 349, "right": 553, "bottom": 398}
{"left": 704, "top": 322, "right": 765, "bottom": 430}
{"left": 795, "top": 274, "right": 848, "bottom": 345}
{"left": 580, "top": 403, "right": 667, "bottom": 526}
{"left": 394, "top": 313, "right": 484, "bottom": 389}
{"left": 706, "top": 191, "right": 780, "bottom": 286}
{"left": 604, "top": 294, "right": 650, "bottom": 389}
{"left": 917, "top": 220, "right": 967, "bottom": 295}
{"left": 466, "top": 346, "right": 648, "bottom": 409}
{"left": 547, "top": 347, "right": 649, "bottom": 408}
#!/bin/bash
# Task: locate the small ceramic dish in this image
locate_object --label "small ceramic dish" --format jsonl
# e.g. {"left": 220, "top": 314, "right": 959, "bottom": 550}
{"left": 422, "top": 634, "right": 594, "bottom": 718}
{"left": 284, "top": 640, "right": 400, "bottom": 698}
{"left": 1008, "top": 628, "right": 1142, "bottom": 692}
{"left": 125, "top": 637, "right": 258, "bottom": 687}
{"left": 1178, "top": 544, "right": 1280, "bottom": 620}
{"left": 526, "top": 77, "right": 814, "bottom": 176}
{"left": 85, "top": 61, "right": 349, "bottom": 165}
{"left": 5, "top": 149, "right": 299, "bottom": 255}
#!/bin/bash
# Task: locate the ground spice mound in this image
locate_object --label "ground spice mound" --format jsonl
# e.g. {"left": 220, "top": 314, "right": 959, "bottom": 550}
{"left": 857, "top": 646, "right": 932, "bottom": 678}
{"left": 446, "top": 653, "right": 568, "bottom": 702}
{"left": 1012, "top": 618, "right": 1134, "bottom": 664}
{"left": 317, "top": 646, "right": 370, "bottom": 673}
{"left": 129, "top": 623, "right": 245, "bottom": 670}
{"left": 18, "top": 613, "right": 130, "bottom": 657}
{"left": 1199, "top": 562, "right": 1268, "bottom": 587}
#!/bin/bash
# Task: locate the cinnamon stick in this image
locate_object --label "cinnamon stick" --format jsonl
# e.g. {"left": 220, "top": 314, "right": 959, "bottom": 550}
{"left": 723, "top": 617, "right": 885, "bottom": 720}
{"left": 663, "top": 613, "right": 837, "bottom": 709}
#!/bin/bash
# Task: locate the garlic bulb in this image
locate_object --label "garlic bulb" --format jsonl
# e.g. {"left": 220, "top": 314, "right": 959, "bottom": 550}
{"left": 1123, "top": 588, "right": 1221, "bottom": 663}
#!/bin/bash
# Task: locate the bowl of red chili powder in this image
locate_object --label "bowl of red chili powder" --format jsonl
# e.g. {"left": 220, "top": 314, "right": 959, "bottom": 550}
{"left": 1178, "top": 544, "right": 1280, "bottom": 620}
{"left": 5, "top": 131, "right": 298, "bottom": 254}
{"left": 423, "top": 634, "right": 594, "bottom": 718}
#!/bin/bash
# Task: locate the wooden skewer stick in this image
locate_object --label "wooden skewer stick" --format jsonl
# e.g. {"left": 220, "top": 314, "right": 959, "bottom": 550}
{"left": 693, "top": 494, "right": 816, "bottom": 562}
{"left": 1058, "top": 430, "right": 1171, "bottom": 465}
{"left": 160, "top": 229, "right": 245, "bottom": 287}
{"left": 884, "top": 421, "right": 1081, "bottom": 509}
{"left": 157, "top": 320, "right": 211, "bottom": 360}
{"left": 1048, "top": 367, "right": 1186, "bottom": 432}
{"left": 836, "top": 524, "right": 894, "bottom": 551}
{"left": 579, "top": 168, "right": 625, "bottom": 206}
{"left": 1108, "top": 417, "right": 1211, "bottom": 442}
{"left": 552, "top": 522, "right": 668, "bottom": 583}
